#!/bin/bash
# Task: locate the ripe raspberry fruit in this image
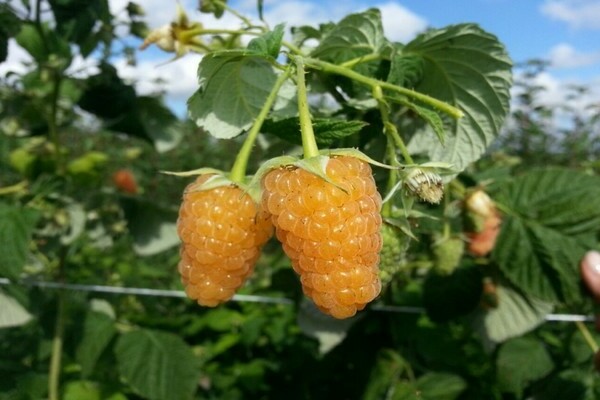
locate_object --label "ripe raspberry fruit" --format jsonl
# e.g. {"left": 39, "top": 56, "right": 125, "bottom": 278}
{"left": 262, "top": 156, "right": 383, "bottom": 319}
{"left": 177, "top": 174, "right": 273, "bottom": 306}
{"left": 112, "top": 169, "right": 138, "bottom": 194}
{"left": 466, "top": 212, "right": 501, "bottom": 257}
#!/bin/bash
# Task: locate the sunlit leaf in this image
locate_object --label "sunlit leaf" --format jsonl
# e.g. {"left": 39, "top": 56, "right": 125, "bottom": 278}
{"left": 188, "top": 53, "right": 297, "bottom": 139}
{"left": 406, "top": 24, "right": 512, "bottom": 173}
{"left": 0, "top": 290, "right": 32, "bottom": 328}
{"left": 471, "top": 285, "right": 553, "bottom": 344}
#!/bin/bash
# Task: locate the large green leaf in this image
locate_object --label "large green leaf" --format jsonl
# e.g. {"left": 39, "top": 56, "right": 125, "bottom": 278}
{"left": 471, "top": 285, "right": 552, "bottom": 344}
{"left": 0, "top": 290, "right": 33, "bottom": 328}
{"left": 0, "top": 203, "right": 39, "bottom": 279}
{"left": 492, "top": 168, "right": 600, "bottom": 302}
{"left": 405, "top": 24, "right": 512, "bottom": 172}
{"left": 121, "top": 198, "right": 179, "bottom": 256}
{"left": 115, "top": 329, "right": 200, "bottom": 400}
{"left": 262, "top": 117, "right": 367, "bottom": 146}
{"left": 76, "top": 310, "right": 116, "bottom": 377}
{"left": 496, "top": 336, "right": 554, "bottom": 397}
{"left": 247, "top": 24, "right": 285, "bottom": 59}
{"left": 311, "top": 8, "right": 387, "bottom": 64}
{"left": 188, "top": 53, "right": 297, "bottom": 139}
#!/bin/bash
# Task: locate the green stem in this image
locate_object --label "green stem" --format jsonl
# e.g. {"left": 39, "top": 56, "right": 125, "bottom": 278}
{"left": 294, "top": 57, "right": 320, "bottom": 159}
{"left": 185, "top": 28, "right": 262, "bottom": 37}
{"left": 48, "top": 73, "right": 64, "bottom": 174}
{"left": 373, "top": 85, "right": 414, "bottom": 164}
{"left": 48, "top": 291, "right": 65, "bottom": 400}
{"left": 576, "top": 321, "right": 599, "bottom": 353}
{"left": 281, "top": 40, "right": 304, "bottom": 56}
{"left": 304, "top": 57, "right": 464, "bottom": 120}
{"left": 229, "top": 66, "right": 293, "bottom": 183}
{"left": 382, "top": 138, "right": 397, "bottom": 218}
{"left": 217, "top": 0, "right": 259, "bottom": 30}
{"left": 340, "top": 53, "right": 382, "bottom": 69}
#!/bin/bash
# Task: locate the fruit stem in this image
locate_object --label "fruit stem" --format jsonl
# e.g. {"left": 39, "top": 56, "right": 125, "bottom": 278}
{"left": 304, "top": 57, "right": 464, "bottom": 120}
{"left": 373, "top": 85, "right": 414, "bottom": 165}
{"left": 293, "top": 57, "right": 320, "bottom": 159}
{"left": 229, "top": 66, "right": 293, "bottom": 183}
{"left": 575, "top": 320, "right": 599, "bottom": 353}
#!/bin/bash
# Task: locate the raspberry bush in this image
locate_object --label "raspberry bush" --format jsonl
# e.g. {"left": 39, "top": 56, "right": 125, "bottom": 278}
{"left": 2, "top": 1, "right": 600, "bottom": 399}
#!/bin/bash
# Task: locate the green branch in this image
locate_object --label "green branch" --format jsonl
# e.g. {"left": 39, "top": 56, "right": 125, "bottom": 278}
{"left": 229, "top": 66, "right": 293, "bottom": 183}
{"left": 293, "top": 57, "right": 320, "bottom": 159}
{"left": 373, "top": 85, "right": 414, "bottom": 164}
{"left": 340, "top": 53, "right": 382, "bottom": 69}
{"left": 303, "top": 57, "right": 464, "bottom": 120}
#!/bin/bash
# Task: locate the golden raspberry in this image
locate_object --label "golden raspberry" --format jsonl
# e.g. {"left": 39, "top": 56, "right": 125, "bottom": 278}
{"left": 176, "top": 175, "right": 273, "bottom": 306}
{"left": 262, "top": 156, "right": 383, "bottom": 319}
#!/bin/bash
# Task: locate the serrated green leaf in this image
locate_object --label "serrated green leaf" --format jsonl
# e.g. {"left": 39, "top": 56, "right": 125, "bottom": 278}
{"left": 120, "top": 198, "right": 179, "bottom": 256}
{"left": 115, "top": 329, "right": 200, "bottom": 400}
{"left": 387, "top": 47, "right": 424, "bottom": 88}
{"left": 405, "top": 24, "right": 512, "bottom": 172}
{"left": 0, "top": 290, "right": 33, "bottom": 328}
{"left": 311, "top": 9, "right": 387, "bottom": 64}
{"left": 247, "top": 24, "right": 284, "bottom": 59}
{"left": 76, "top": 311, "right": 116, "bottom": 377}
{"left": 188, "top": 53, "right": 297, "bottom": 139}
{"left": 0, "top": 203, "right": 39, "bottom": 279}
{"left": 471, "top": 285, "right": 552, "bottom": 344}
{"left": 496, "top": 336, "right": 554, "bottom": 397}
{"left": 262, "top": 117, "right": 366, "bottom": 146}
{"left": 416, "top": 372, "right": 467, "bottom": 400}
{"left": 492, "top": 168, "right": 600, "bottom": 302}
{"left": 395, "top": 98, "right": 445, "bottom": 144}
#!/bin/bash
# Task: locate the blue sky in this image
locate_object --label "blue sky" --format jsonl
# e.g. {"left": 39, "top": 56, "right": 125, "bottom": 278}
{"left": 3, "top": 0, "right": 599, "bottom": 114}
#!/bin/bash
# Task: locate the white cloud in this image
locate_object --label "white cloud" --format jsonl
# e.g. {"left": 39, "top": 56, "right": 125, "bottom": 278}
{"left": 0, "top": 40, "right": 31, "bottom": 76}
{"left": 541, "top": 0, "right": 600, "bottom": 30}
{"left": 377, "top": 2, "right": 427, "bottom": 42}
{"left": 511, "top": 70, "right": 600, "bottom": 129}
{"left": 548, "top": 43, "right": 600, "bottom": 68}
{"left": 113, "top": 54, "right": 202, "bottom": 102}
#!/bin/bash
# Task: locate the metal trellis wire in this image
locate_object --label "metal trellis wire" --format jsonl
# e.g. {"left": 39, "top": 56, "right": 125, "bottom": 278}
{"left": 0, "top": 277, "right": 593, "bottom": 322}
